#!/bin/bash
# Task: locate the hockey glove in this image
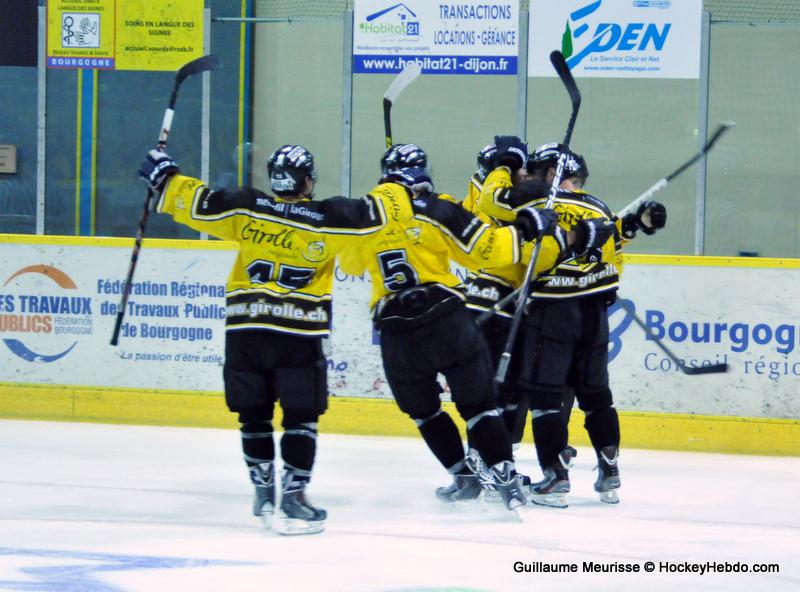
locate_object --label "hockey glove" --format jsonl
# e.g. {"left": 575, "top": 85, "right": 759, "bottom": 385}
{"left": 139, "top": 149, "right": 180, "bottom": 192}
{"left": 637, "top": 200, "right": 667, "bottom": 235}
{"left": 476, "top": 143, "right": 498, "bottom": 181}
{"left": 492, "top": 135, "right": 528, "bottom": 172}
{"left": 514, "top": 207, "right": 558, "bottom": 241}
{"left": 572, "top": 217, "right": 616, "bottom": 262}
{"left": 621, "top": 200, "right": 667, "bottom": 238}
{"left": 385, "top": 166, "right": 434, "bottom": 195}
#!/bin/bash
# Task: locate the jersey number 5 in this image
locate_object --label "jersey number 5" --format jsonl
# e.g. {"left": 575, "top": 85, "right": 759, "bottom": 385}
{"left": 378, "top": 249, "right": 419, "bottom": 292}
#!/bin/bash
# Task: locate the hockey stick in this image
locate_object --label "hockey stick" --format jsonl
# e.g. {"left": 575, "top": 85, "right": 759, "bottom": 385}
{"left": 110, "top": 54, "right": 221, "bottom": 346}
{"left": 383, "top": 61, "right": 423, "bottom": 149}
{"left": 630, "top": 313, "right": 728, "bottom": 375}
{"left": 495, "top": 50, "right": 580, "bottom": 384}
{"left": 616, "top": 121, "right": 735, "bottom": 218}
{"left": 478, "top": 120, "right": 736, "bottom": 327}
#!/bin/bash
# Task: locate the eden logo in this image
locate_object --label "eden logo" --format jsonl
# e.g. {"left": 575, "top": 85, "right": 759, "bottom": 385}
{"left": 562, "top": 0, "right": 671, "bottom": 68}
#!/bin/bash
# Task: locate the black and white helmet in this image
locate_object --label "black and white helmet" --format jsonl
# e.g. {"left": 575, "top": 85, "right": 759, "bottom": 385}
{"left": 380, "top": 143, "right": 428, "bottom": 176}
{"left": 527, "top": 142, "right": 589, "bottom": 181}
{"left": 267, "top": 144, "right": 317, "bottom": 196}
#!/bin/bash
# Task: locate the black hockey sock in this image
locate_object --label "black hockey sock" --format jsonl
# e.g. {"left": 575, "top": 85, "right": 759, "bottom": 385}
{"left": 584, "top": 406, "right": 620, "bottom": 456}
{"left": 416, "top": 410, "right": 466, "bottom": 471}
{"left": 466, "top": 410, "right": 513, "bottom": 468}
{"left": 240, "top": 420, "right": 275, "bottom": 467}
{"left": 280, "top": 420, "right": 318, "bottom": 473}
{"left": 508, "top": 398, "right": 529, "bottom": 445}
{"left": 532, "top": 411, "right": 568, "bottom": 470}
{"left": 562, "top": 389, "right": 576, "bottom": 427}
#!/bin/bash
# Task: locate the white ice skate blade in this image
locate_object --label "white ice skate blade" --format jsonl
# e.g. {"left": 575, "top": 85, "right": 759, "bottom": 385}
{"left": 511, "top": 506, "right": 524, "bottom": 523}
{"left": 598, "top": 490, "right": 619, "bottom": 504}
{"left": 530, "top": 493, "right": 568, "bottom": 509}
{"left": 275, "top": 514, "right": 325, "bottom": 536}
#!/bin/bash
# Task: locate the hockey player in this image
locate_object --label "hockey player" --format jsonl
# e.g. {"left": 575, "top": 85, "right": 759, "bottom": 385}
{"left": 339, "top": 144, "right": 608, "bottom": 515}
{"left": 488, "top": 142, "right": 666, "bottom": 508}
{"left": 138, "top": 145, "right": 387, "bottom": 535}
{"left": 462, "top": 139, "right": 550, "bottom": 449}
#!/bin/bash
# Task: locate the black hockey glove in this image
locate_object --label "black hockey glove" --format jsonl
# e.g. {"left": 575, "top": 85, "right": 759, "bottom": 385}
{"left": 492, "top": 135, "right": 528, "bottom": 172}
{"left": 139, "top": 149, "right": 179, "bottom": 192}
{"left": 637, "top": 200, "right": 667, "bottom": 235}
{"left": 572, "top": 217, "right": 616, "bottom": 262}
{"left": 620, "top": 200, "right": 667, "bottom": 238}
{"left": 514, "top": 206, "right": 558, "bottom": 241}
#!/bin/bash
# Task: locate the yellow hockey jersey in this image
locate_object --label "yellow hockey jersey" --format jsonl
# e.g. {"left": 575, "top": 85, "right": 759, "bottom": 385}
{"left": 460, "top": 169, "right": 545, "bottom": 316}
{"left": 339, "top": 181, "right": 564, "bottom": 313}
{"left": 478, "top": 167, "right": 623, "bottom": 300}
{"left": 157, "top": 174, "right": 386, "bottom": 336}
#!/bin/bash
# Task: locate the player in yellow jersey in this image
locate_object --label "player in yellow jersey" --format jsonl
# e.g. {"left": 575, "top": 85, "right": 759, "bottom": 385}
{"left": 462, "top": 139, "right": 554, "bottom": 454}
{"left": 139, "top": 145, "right": 386, "bottom": 535}
{"left": 339, "top": 143, "right": 581, "bottom": 515}
{"left": 483, "top": 142, "right": 666, "bottom": 508}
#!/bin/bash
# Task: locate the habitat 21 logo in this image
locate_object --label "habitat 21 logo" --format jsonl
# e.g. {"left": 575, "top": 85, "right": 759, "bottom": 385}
{"left": 0, "top": 264, "right": 93, "bottom": 363}
{"left": 360, "top": 3, "right": 420, "bottom": 37}
{"left": 560, "top": 0, "right": 673, "bottom": 69}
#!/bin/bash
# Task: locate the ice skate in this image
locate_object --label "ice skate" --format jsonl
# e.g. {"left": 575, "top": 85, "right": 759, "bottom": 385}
{"left": 275, "top": 469, "right": 326, "bottom": 535}
{"left": 489, "top": 461, "right": 528, "bottom": 520}
{"left": 466, "top": 448, "right": 499, "bottom": 501}
{"left": 435, "top": 473, "right": 483, "bottom": 503}
{"left": 530, "top": 449, "right": 572, "bottom": 509}
{"left": 594, "top": 445, "right": 621, "bottom": 504}
{"left": 248, "top": 462, "right": 275, "bottom": 529}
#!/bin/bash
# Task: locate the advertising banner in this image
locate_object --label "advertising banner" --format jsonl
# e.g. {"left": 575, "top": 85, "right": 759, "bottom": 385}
{"left": 330, "top": 259, "right": 800, "bottom": 419}
{"left": 353, "top": 0, "right": 519, "bottom": 75}
{"left": 115, "top": 0, "right": 204, "bottom": 71}
{"left": 46, "top": 0, "right": 203, "bottom": 71}
{"left": 1, "top": 239, "right": 797, "bottom": 420}
{"left": 47, "top": 0, "right": 116, "bottom": 69}
{"left": 0, "top": 239, "right": 235, "bottom": 391}
{"left": 528, "top": 0, "right": 702, "bottom": 79}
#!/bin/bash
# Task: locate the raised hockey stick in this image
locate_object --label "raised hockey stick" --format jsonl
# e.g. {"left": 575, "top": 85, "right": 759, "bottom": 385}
{"left": 495, "top": 50, "right": 580, "bottom": 384}
{"left": 478, "top": 120, "right": 736, "bottom": 327}
{"left": 110, "top": 54, "right": 221, "bottom": 346}
{"left": 630, "top": 313, "right": 728, "bottom": 375}
{"left": 616, "top": 121, "right": 735, "bottom": 218}
{"left": 383, "top": 61, "right": 423, "bottom": 149}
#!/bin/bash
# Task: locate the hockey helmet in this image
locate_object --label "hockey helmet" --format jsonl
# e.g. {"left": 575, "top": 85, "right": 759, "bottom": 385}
{"left": 267, "top": 144, "right": 317, "bottom": 196}
{"left": 475, "top": 143, "right": 498, "bottom": 182}
{"left": 527, "top": 142, "right": 589, "bottom": 181}
{"left": 380, "top": 143, "right": 428, "bottom": 176}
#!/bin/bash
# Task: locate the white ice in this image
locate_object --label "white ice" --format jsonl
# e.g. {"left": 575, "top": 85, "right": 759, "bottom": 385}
{"left": 0, "top": 419, "right": 798, "bottom": 592}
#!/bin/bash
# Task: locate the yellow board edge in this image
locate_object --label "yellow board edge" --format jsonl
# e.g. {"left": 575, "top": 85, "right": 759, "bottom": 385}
{"left": 1, "top": 384, "right": 797, "bottom": 457}
{"left": 1, "top": 234, "right": 798, "bottom": 269}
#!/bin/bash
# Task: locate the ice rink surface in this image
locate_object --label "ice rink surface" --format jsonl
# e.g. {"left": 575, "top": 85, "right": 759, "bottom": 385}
{"left": 0, "top": 419, "right": 798, "bottom": 592}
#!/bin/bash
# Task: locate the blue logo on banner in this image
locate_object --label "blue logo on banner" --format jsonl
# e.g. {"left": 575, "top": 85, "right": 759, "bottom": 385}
{"left": 561, "top": 0, "right": 672, "bottom": 69}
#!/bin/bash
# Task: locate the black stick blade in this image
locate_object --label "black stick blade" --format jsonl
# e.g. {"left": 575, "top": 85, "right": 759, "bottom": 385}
{"left": 550, "top": 50, "right": 581, "bottom": 109}
{"left": 176, "top": 54, "right": 221, "bottom": 85}
{"left": 682, "top": 363, "right": 729, "bottom": 375}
